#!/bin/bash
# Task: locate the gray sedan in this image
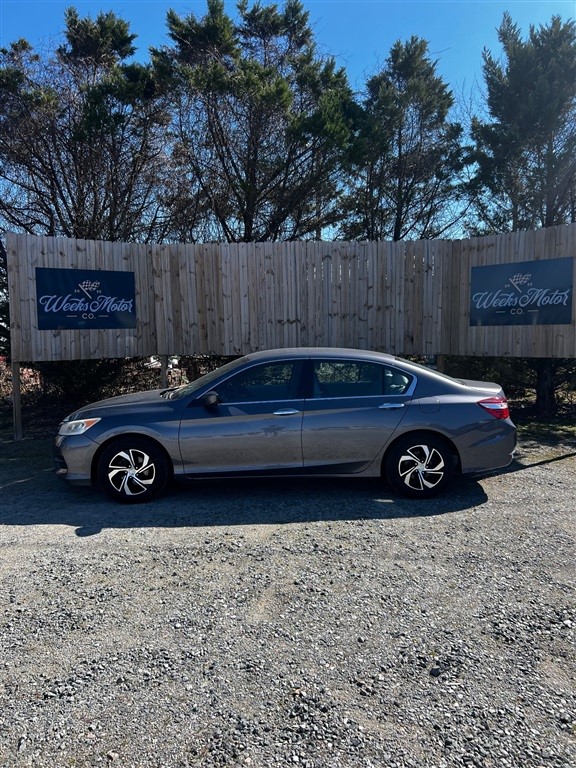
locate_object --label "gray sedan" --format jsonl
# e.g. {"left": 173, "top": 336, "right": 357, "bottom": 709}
{"left": 55, "top": 348, "right": 516, "bottom": 502}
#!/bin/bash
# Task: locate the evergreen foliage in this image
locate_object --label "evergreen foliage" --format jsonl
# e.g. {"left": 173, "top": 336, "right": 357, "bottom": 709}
{"left": 340, "top": 36, "right": 466, "bottom": 241}
{"left": 0, "top": 11, "right": 171, "bottom": 242}
{"left": 470, "top": 14, "right": 576, "bottom": 232}
{"left": 152, "top": 0, "right": 355, "bottom": 242}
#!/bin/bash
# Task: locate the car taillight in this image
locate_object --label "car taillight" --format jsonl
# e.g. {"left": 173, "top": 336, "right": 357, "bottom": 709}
{"left": 478, "top": 396, "right": 510, "bottom": 420}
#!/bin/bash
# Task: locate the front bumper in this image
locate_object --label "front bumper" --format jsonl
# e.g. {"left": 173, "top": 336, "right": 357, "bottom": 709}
{"left": 54, "top": 434, "right": 98, "bottom": 485}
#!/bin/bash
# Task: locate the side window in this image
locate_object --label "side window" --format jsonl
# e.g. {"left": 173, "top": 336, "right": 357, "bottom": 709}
{"left": 384, "top": 367, "right": 412, "bottom": 395}
{"left": 313, "top": 360, "right": 384, "bottom": 397}
{"left": 312, "top": 360, "right": 412, "bottom": 398}
{"left": 217, "top": 361, "right": 299, "bottom": 403}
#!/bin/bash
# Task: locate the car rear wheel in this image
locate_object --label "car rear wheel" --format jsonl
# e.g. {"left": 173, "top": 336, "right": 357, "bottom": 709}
{"left": 97, "top": 438, "right": 169, "bottom": 503}
{"left": 385, "top": 433, "right": 455, "bottom": 498}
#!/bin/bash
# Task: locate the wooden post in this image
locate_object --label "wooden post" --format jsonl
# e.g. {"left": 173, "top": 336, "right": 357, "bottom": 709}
{"left": 160, "top": 355, "right": 169, "bottom": 389}
{"left": 425, "top": 354, "right": 446, "bottom": 372}
{"left": 11, "top": 360, "right": 23, "bottom": 441}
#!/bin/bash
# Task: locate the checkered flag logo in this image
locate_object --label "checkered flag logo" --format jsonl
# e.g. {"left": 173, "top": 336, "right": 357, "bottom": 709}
{"left": 508, "top": 272, "right": 532, "bottom": 293}
{"left": 78, "top": 280, "right": 101, "bottom": 298}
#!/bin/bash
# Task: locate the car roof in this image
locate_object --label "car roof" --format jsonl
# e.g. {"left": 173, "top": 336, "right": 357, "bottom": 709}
{"left": 242, "top": 347, "right": 398, "bottom": 363}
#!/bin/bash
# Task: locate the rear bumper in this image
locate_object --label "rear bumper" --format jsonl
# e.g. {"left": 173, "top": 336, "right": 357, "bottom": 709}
{"left": 455, "top": 420, "right": 517, "bottom": 474}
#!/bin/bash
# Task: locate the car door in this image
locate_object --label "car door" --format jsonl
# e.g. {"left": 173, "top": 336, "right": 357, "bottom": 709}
{"left": 301, "top": 358, "right": 414, "bottom": 473}
{"left": 179, "top": 359, "right": 305, "bottom": 475}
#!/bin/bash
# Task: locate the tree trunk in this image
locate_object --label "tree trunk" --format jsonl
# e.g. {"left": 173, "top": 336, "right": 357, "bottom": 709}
{"left": 534, "top": 359, "right": 557, "bottom": 414}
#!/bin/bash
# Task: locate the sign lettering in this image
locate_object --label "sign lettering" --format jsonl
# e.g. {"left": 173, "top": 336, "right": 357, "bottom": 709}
{"left": 35, "top": 268, "right": 137, "bottom": 330}
{"left": 470, "top": 258, "right": 573, "bottom": 326}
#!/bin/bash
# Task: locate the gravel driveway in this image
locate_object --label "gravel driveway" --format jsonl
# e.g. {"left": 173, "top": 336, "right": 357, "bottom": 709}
{"left": 0, "top": 435, "right": 574, "bottom": 767}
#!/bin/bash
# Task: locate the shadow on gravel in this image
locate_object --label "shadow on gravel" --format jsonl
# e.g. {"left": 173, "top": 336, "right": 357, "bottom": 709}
{"left": 0, "top": 467, "right": 490, "bottom": 536}
{"left": 503, "top": 449, "right": 576, "bottom": 474}
{"left": 6, "top": 440, "right": 575, "bottom": 537}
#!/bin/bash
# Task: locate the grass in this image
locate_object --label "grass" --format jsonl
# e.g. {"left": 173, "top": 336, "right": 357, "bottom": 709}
{"left": 514, "top": 412, "right": 576, "bottom": 447}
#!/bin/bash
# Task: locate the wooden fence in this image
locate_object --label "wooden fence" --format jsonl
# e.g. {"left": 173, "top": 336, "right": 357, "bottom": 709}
{"left": 6, "top": 224, "right": 576, "bottom": 363}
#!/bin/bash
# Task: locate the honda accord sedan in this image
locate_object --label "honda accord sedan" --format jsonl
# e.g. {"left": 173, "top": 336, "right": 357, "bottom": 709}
{"left": 55, "top": 348, "right": 516, "bottom": 502}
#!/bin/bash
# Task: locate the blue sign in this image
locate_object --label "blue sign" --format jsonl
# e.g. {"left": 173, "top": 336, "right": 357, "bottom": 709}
{"left": 470, "top": 258, "right": 573, "bottom": 326}
{"left": 36, "top": 268, "right": 137, "bottom": 330}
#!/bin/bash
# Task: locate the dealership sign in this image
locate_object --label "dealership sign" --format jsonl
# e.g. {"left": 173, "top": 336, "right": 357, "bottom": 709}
{"left": 36, "top": 267, "right": 137, "bottom": 330}
{"left": 470, "top": 258, "right": 573, "bottom": 326}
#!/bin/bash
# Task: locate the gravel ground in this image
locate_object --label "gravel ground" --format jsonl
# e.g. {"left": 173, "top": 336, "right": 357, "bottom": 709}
{"left": 0, "top": 435, "right": 574, "bottom": 768}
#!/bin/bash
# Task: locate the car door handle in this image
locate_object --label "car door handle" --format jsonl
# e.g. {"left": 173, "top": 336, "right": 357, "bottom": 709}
{"left": 378, "top": 403, "right": 405, "bottom": 409}
{"left": 273, "top": 408, "right": 300, "bottom": 415}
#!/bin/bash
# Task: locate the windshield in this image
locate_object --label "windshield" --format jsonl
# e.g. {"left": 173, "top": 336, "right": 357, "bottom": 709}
{"left": 167, "top": 357, "right": 246, "bottom": 399}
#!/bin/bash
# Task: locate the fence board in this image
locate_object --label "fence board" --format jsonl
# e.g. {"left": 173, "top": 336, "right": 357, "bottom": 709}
{"left": 6, "top": 226, "right": 576, "bottom": 362}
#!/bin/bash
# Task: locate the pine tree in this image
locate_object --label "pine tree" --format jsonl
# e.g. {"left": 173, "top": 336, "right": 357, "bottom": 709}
{"left": 340, "top": 36, "right": 465, "bottom": 242}
{"left": 470, "top": 14, "right": 576, "bottom": 232}
{"left": 0, "top": 9, "right": 171, "bottom": 242}
{"left": 153, "top": 0, "right": 355, "bottom": 242}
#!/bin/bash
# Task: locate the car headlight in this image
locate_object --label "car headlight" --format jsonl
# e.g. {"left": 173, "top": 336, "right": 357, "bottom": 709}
{"left": 58, "top": 417, "right": 101, "bottom": 436}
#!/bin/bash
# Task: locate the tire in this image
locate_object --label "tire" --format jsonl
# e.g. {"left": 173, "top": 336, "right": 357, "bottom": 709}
{"left": 385, "top": 433, "right": 455, "bottom": 498}
{"left": 97, "top": 437, "right": 169, "bottom": 503}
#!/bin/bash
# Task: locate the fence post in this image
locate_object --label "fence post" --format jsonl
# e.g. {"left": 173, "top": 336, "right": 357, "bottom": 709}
{"left": 425, "top": 355, "right": 446, "bottom": 373}
{"left": 11, "top": 361, "right": 23, "bottom": 441}
{"left": 160, "top": 356, "right": 169, "bottom": 389}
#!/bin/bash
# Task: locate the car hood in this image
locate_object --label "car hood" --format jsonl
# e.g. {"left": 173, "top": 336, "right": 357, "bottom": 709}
{"left": 68, "top": 389, "right": 174, "bottom": 420}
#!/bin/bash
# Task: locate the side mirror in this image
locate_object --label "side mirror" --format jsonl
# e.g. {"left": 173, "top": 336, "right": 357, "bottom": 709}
{"left": 202, "top": 391, "right": 220, "bottom": 409}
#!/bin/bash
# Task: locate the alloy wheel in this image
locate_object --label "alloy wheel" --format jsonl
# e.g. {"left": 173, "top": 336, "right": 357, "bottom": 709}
{"left": 106, "top": 448, "right": 157, "bottom": 497}
{"left": 397, "top": 443, "right": 445, "bottom": 492}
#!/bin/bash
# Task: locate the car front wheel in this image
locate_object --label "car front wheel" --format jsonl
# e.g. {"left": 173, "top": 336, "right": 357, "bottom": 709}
{"left": 385, "top": 434, "right": 455, "bottom": 498}
{"left": 97, "top": 438, "right": 169, "bottom": 503}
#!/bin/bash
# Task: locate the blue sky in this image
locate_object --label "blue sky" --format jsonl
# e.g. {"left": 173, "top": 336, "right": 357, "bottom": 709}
{"left": 0, "top": 0, "right": 574, "bottom": 94}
